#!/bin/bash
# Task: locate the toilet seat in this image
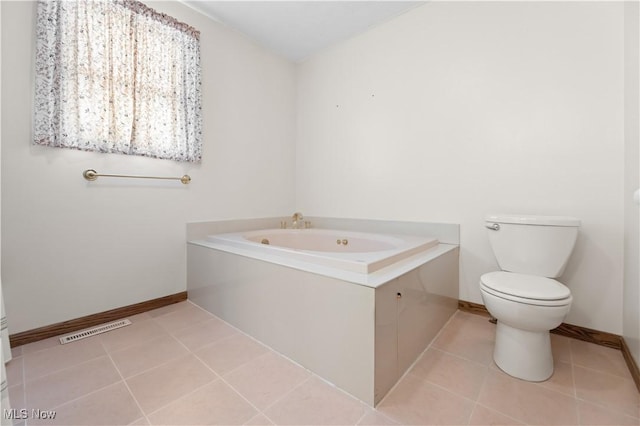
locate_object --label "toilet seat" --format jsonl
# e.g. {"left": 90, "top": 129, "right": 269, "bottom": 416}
{"left": 480, "top": 271, "right": 572, "bottom": 307}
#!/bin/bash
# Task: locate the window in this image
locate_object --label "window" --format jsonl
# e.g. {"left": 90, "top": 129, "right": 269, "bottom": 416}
{"left": 34, "top": 0, "right": 202, "bottom": 162}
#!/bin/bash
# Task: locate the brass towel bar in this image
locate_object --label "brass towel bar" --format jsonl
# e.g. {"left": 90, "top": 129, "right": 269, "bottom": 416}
{"left": 82, "top": 169, "right": 191, "bottom": 184}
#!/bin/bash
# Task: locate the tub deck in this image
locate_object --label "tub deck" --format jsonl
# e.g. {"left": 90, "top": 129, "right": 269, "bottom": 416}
{"left": 189, "top": 237, "right": 452, "bottom": 288}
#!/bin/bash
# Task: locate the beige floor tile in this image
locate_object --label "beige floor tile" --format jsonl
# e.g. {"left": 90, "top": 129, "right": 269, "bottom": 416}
{"left": 264, "top": 376, "right": 367, "bottom": 425}
{"left": 147, "top": 301, "right": 191, "bottom": 318}
{"left": 357, "top": 409, "right": 399, "bottom": 425}
{"left": 6, "top": 356, "right": 24, "bottom": 386}
{"left": 13, "top": 306, "right": 640, "bottom": 426}
{"left": 8, "top": 384, "right": 25, "bottom": 409}
{"left": 468, "top": 404, "right": 525, "bottom": 425}
{"left": 29, "top": 382, "right": 142, "bottom": 425}
{"left": 110, "top": 335, "right": 189, "bottom": 378}
{"left": 550, "top": 334, "right": 572, "bottom": 363}
{"left": 536, "top": 360, "right": 575, "bottom": 397}
{"left": 224, "top": 351, "right": 311, "bottom": 410}
{"left": 126, "top": 354, "right": 216, "bottom": 415}
{"left": 25, "top": 356, "right": 121, "bottom": 409}
{"left": 570, "top": 340, "right": 632, "bottom": 378}
{"left": 195, "top": 333, "right": 269, "bottom": 375}
{"left": 574, "top": 365, "right": 640, "bottom": 417}
{"left": 147, "top": 380, "right": 257, "bottom": 425}
{"left": 244, "top": 413, "right": 274, "bottom": 425}
{"left": 377, "top": 374, "right": 474, "bottom": 425}
{"left": 409, "top": 347, "right": 489, "bottom": 400}
{"left": 11, "top": 345, "right": 23, "bottom": 358}
{"left": 24, "top": 337, "right": 106, "bottom": 380}
{"left": 127, "top": 312, "right": 153, "bottom": 323}
{"left": 577, "top": 400, "right": 640, "bottom": 425}
{"left": 477, "top": 369, "right": 578, "bottom": 425}
{"left": 99, "top": 319, "right": 169, "bottom": 353}
{"left": 152, "top": 303, "right": 213, "bottom": 333}
{"left": 172, "top": 317, "right": 238, "bottom": 351}
{"left": 432, "top": 311, "right": 496, "bottom": 366}
{"left": 20, "top": 336, "right": 64, "bottom": 355}
{"left": 128, "top": 417, "right": 150, "bottom": 425}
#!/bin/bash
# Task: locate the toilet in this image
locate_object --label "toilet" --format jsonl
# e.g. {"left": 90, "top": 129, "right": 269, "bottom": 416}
{"left": 480, "top": 214, "right": 580, "bottom": 382}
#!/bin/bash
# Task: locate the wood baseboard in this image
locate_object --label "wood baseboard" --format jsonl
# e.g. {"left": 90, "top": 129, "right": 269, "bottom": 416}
{"left": 458, "top": 300, "right": 640, "bottom": 393}
{"left": 551, "top": 322, "right": 620, "bottom": 350}
{"left": 458, "top": 300, "right": 492, "bottom": 318}
{"left": 621, "top": 337, "right": 640, "bottom": 392}
{"left": 9, "top": 291, "right": 187, "bottom": 347}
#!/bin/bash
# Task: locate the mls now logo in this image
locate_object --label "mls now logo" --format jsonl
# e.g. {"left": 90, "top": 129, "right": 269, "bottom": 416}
{"left": 31, "top": 409, "right": 57, "bottom": 419}
{"left": 4, "top": 409, "right": 56, "bottom": 420}
{"left": 3, "top": 409, "right": 28, "bottom": 420}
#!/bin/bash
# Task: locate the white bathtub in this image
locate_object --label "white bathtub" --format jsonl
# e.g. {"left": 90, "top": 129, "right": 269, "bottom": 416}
{"left": 188, "top": 220, "right": 459, "bottom": 405}
{"left": 207, "top": 228, "right": 438, "bottom": 274}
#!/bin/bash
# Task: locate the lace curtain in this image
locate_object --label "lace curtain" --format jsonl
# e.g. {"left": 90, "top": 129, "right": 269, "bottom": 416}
{"left": 34, "top": 0, "right": 202, "bottom": 162}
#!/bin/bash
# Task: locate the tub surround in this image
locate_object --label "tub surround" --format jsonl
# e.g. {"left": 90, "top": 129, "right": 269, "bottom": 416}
{"left": 186, "top": 217, "right": 288, "bottom": 241}
{"left": 299, "top": 216, "right": 459, "bottom": 244}
{"left": 186, "top": 216, "right": 459, "bottom": 244}
{"left": 187, "top": 217, "right": 459, "bottom": 405}
{"left": 191, "top": 235, "right": 454, "bottom": 289}
{"left": 187, "top": 217, "right": 459, "bottom": 288}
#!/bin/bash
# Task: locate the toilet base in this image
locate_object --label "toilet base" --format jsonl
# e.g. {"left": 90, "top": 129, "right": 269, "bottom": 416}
{"left": 493, "top": 321, "right": 554, "bottom": 382}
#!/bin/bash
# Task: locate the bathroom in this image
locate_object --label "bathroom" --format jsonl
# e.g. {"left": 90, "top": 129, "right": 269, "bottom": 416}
{"left": 1, "top": 0, "right": 639, "bottom": 424}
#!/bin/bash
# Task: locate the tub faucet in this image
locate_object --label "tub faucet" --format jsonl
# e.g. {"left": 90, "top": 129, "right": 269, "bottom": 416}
{"left": 292, "top": 212, "right": 304, "bottom": 229}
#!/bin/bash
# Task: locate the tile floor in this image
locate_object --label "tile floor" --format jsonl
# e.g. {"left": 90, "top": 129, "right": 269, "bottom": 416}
{"left": 5, "top": 301, "right": 640, "bottom": 425}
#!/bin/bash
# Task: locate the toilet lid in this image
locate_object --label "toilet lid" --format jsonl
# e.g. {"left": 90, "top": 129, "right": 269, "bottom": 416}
{"left": 480, "top": 271, "right": 571, "bottom": 301}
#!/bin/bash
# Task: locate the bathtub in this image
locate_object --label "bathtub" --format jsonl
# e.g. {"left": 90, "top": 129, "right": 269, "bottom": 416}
{"left": 188, "top": 221, "right": 459, "bottom": 406}
{"left": 207, "top": 228, "right": 438, "bottom": 274}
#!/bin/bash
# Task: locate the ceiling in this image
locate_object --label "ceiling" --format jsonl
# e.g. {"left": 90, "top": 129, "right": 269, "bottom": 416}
{"left": 181, "top": 1, "right": 425, "bottom": 62}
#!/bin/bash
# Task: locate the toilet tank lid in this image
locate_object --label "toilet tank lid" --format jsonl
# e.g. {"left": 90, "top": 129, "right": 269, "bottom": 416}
{"left": 485, "top": 214, "right": 581, "bottom": 227}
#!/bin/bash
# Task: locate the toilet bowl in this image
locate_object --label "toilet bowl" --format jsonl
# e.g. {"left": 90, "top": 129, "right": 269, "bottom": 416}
{"left": 481, "top": 214, "right": 580, "bottom": 382}
{"left": 480, "top": 271, "right": 572, "bottom": 381}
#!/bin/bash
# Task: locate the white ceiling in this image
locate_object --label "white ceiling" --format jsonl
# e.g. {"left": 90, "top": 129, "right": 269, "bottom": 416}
{"left": 181, "top": 1, "right": 425, "bottom": 62}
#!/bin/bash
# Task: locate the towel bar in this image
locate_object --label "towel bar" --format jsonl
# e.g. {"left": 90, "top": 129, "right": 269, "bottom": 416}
{"left": 82, "top": 169, "right": 191, "bottom": 184}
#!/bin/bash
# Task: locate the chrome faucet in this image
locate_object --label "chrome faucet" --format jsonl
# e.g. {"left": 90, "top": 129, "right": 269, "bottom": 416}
{"left": 291, "top": 212, "right": 304, "bottom": 229}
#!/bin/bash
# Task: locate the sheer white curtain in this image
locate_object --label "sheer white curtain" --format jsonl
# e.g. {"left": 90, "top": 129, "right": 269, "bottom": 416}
{"left": 34, "top": 0, "right": 202, "bottom": 162}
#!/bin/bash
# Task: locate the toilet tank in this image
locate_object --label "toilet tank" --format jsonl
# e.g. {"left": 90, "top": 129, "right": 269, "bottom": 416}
{"left": 485, "top": 214, "right": 580, "bottom": 278}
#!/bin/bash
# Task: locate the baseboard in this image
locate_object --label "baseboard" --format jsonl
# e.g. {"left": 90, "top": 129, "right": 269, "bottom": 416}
{"left": 621, "top": 337, "right": 640, "bottom": 392}
{"left": 9, "top": 291, "right": 187, "bottom": 347}
{"left": 551, "top": 322, "right": 620, "bottom": 350}
{"left": 458, "top": 300, "right": 640, "bottom": 393}
{"left": 458, "top": 300, "right": 492, "bottom": 318}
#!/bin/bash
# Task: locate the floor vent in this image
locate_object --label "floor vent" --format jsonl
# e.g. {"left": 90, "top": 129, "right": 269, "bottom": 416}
{"left": 59, "top": 319, "right": 132, "bottom": 344}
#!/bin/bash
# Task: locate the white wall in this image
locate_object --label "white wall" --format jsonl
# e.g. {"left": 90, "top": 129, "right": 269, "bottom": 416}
{"left": 1, "top": 1, "right": 296, "bottom": 333}
{"left": 296, "top": 2, "right": 625, "bottom": 333}
{"left": 624, "top": 1, "right": 640, "bottom": 367}
{"left": 2, "top": 0, "right": 633, "bottom": 340}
